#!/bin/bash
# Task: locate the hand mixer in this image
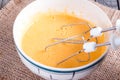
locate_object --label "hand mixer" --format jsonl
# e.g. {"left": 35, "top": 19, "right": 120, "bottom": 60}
{"left": 45, "top": 19, "right": 120, "bottom": 66}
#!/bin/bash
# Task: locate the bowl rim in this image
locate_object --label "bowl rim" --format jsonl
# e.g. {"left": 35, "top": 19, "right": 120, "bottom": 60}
{"left": 13, "top": 0, "right": 112, "bottom": 73}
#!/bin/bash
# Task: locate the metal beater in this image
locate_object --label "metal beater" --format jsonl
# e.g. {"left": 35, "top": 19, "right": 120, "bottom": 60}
{"left": 45, "top": 19, "right": 120, "bottom": 65}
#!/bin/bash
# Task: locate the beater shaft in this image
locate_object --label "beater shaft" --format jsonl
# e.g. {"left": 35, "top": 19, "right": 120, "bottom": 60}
{"left": 101, "top": 27, "right": 116, "bottom": 33}
{"left": 96, "top": 42, "right": 111, "bottom": 47}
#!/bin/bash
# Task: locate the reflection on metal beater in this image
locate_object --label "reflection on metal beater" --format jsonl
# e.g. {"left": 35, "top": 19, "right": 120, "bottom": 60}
{"left": 45, "top": 22, "right": 95, "bottom": 50}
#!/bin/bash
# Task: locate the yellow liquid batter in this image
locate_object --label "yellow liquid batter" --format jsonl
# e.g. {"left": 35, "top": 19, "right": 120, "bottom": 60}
{"left": 22, "top": 12, "right": 106, "bottom": 68}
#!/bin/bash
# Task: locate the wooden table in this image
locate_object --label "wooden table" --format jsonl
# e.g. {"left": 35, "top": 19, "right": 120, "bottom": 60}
{"left": 0, "top": 0, "right": 120, "bottom": 10}
{"left": 95, "top": 0, "right": 120, "bottom": 10}
{"left": 0, "top": 0, "right": 120, "bottom": 80}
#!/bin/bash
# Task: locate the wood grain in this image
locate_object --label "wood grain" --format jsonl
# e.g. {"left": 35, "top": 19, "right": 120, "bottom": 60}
{"left": 96, "top": 0, "right": 118, "bottom": 9}
{"left": 117, "top": 0, "right": 120, "bottom": 9}
{"left": 91, "top": 0, "right": 120, "bottom": 10}
{"left": 0, "top": 0, "right": 10, "bottom": 9}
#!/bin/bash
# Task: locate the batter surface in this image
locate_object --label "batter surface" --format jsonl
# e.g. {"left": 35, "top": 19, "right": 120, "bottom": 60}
{"left": 22, "top": 12, "right": 106, "bottom": 68}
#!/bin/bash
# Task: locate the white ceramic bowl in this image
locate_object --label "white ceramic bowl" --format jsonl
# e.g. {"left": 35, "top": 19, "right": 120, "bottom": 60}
{"left": 13, "top": 0, "right": 112, "bottom": 80}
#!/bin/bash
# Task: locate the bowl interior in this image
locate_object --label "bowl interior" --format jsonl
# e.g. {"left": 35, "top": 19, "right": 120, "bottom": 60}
{"left": 13, "top": 0, "right": 112, "bottom": 71}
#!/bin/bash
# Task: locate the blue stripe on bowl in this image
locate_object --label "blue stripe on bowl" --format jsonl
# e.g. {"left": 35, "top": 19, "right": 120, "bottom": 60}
{"left": 16, "top": 45, "right": 105, "bottom": 73}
